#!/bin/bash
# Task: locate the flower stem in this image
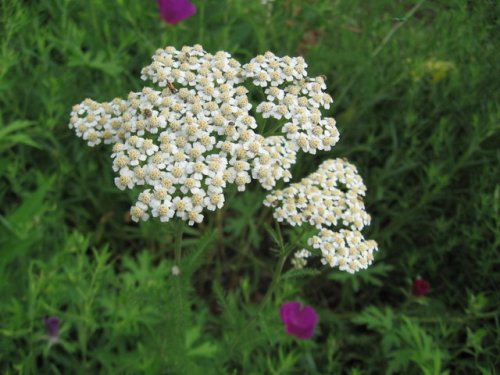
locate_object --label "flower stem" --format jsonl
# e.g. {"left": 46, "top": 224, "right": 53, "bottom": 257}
{"left": 170, "top": 220, "right": 189, "bottom": 371}
{"left": 227, "top": 224, "right": 288, "bottom": 354}
{"left": 335, "top": 0, "right": 426, "bottom": 106}
{"left": 260, "top": 223, "right": 288, "bottom": 309}
{"left": 260, "top": 251, "right": 287, "bottom": 308}
{"left": 174, "top": 220, "right": 183, "bottom": 265}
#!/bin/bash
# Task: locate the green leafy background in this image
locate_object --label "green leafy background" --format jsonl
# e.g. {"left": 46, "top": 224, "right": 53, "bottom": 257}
{"left": 0, "top": 0, "right": 498, "bottom": 373}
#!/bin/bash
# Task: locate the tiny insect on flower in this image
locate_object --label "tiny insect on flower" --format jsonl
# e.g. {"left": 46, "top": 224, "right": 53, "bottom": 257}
{"left": 280, "top": 301, "right": 318, "bottom": 340}
{"left": 166, "top": 80, "right": 178, "bottom": 93}
{"left": 412, "top": 278, "right": 430, "bottom": 297}
{"left": 157, "top": 0, "right": 196, "bottom": 25}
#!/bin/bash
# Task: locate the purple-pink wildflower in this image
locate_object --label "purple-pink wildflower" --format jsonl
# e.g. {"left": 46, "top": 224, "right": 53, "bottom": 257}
{"left": 280, "top": 301, "right": 318, "bottom": 340}
{"left": 44, "top": 316, "right": 60, "bottom": 344}
{"left": 412, "top": 278, "right": 430, "bottom": 297}
{"left": 157, "top": 0, "right": 196, "bottom": 25}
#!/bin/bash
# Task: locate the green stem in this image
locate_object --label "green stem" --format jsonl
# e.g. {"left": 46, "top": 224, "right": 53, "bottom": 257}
{"left": 259, "top": 251, "right": 287, "bottom": 309}
{"left": 216, "top": 208, "right": 225, "bottom": 254}
{"left": 370, "top": 0, "right": 426, "bottom": 59}
{"left": 197, "top": 0, "right": 205, "bottom": 44}
{"left": 227, "top": 230, "right": 288, "bottom": 355}
{"left": 336, "top": 0, "right": 426, "bottom": 106}
{"left": 171, "top": 220, "right": 188, "bottom": 370}
{"left": 258, "top": 222, "right": 288, "bottom": 309}
{"left": 174, "top": 220, "right": 183, "bottom": 265}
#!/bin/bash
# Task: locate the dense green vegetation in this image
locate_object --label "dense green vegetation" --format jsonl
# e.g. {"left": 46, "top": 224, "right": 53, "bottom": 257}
{"left": 1, "top": 0, "right": 498, "bottom": 373}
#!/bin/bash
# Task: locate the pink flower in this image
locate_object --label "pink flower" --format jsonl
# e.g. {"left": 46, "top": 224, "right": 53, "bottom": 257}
{"left": 280, "top": 301, "right": 318, "bottom": 340}
{"left": 157, "top": 0, "right": 196, "bottom": 25}
{"left": 412, "top": 278, "right": 430, "bottom": 297}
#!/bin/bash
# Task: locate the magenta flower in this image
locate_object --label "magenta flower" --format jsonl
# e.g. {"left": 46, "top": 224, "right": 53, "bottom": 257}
{"left": 157, "top": 0, "right": 196, "bottom": 25}
{"left": 44, "top": 316, "right": 60, "bottom": 344}
{"left": 412, "top": 278, "right": 430, "bottom": 297}
{"left": 280, "top": 301, "right": 319, "bottom": 340}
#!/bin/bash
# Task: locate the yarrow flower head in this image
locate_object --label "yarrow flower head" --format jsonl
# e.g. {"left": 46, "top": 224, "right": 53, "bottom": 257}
{"left": 171, "top": 265, "right": 181, "bottom": 276}
{"left": 280, "top": 301, "right": 318, "bottom": 340}
{"left": 69, "top": 45, "right": 339, "bottom": 227}
{"left": 265, "top": 158, "right": 378, "bottom": 274}
{"left": 157, "top": 0, "right": 196, "bottom": 25}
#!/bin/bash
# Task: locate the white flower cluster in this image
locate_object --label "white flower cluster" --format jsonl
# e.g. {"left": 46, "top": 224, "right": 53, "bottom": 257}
{"left": 291, "top": 249, "right": 311, "bottom": 269}
{"left": 264, "top": 159, "right": 378, "bottom": 273}
{"left": 68, "top": 45, "right": 337, "bottom": 225}
{"left": 246, "top": 53, "right": 338, "bottom": 154}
